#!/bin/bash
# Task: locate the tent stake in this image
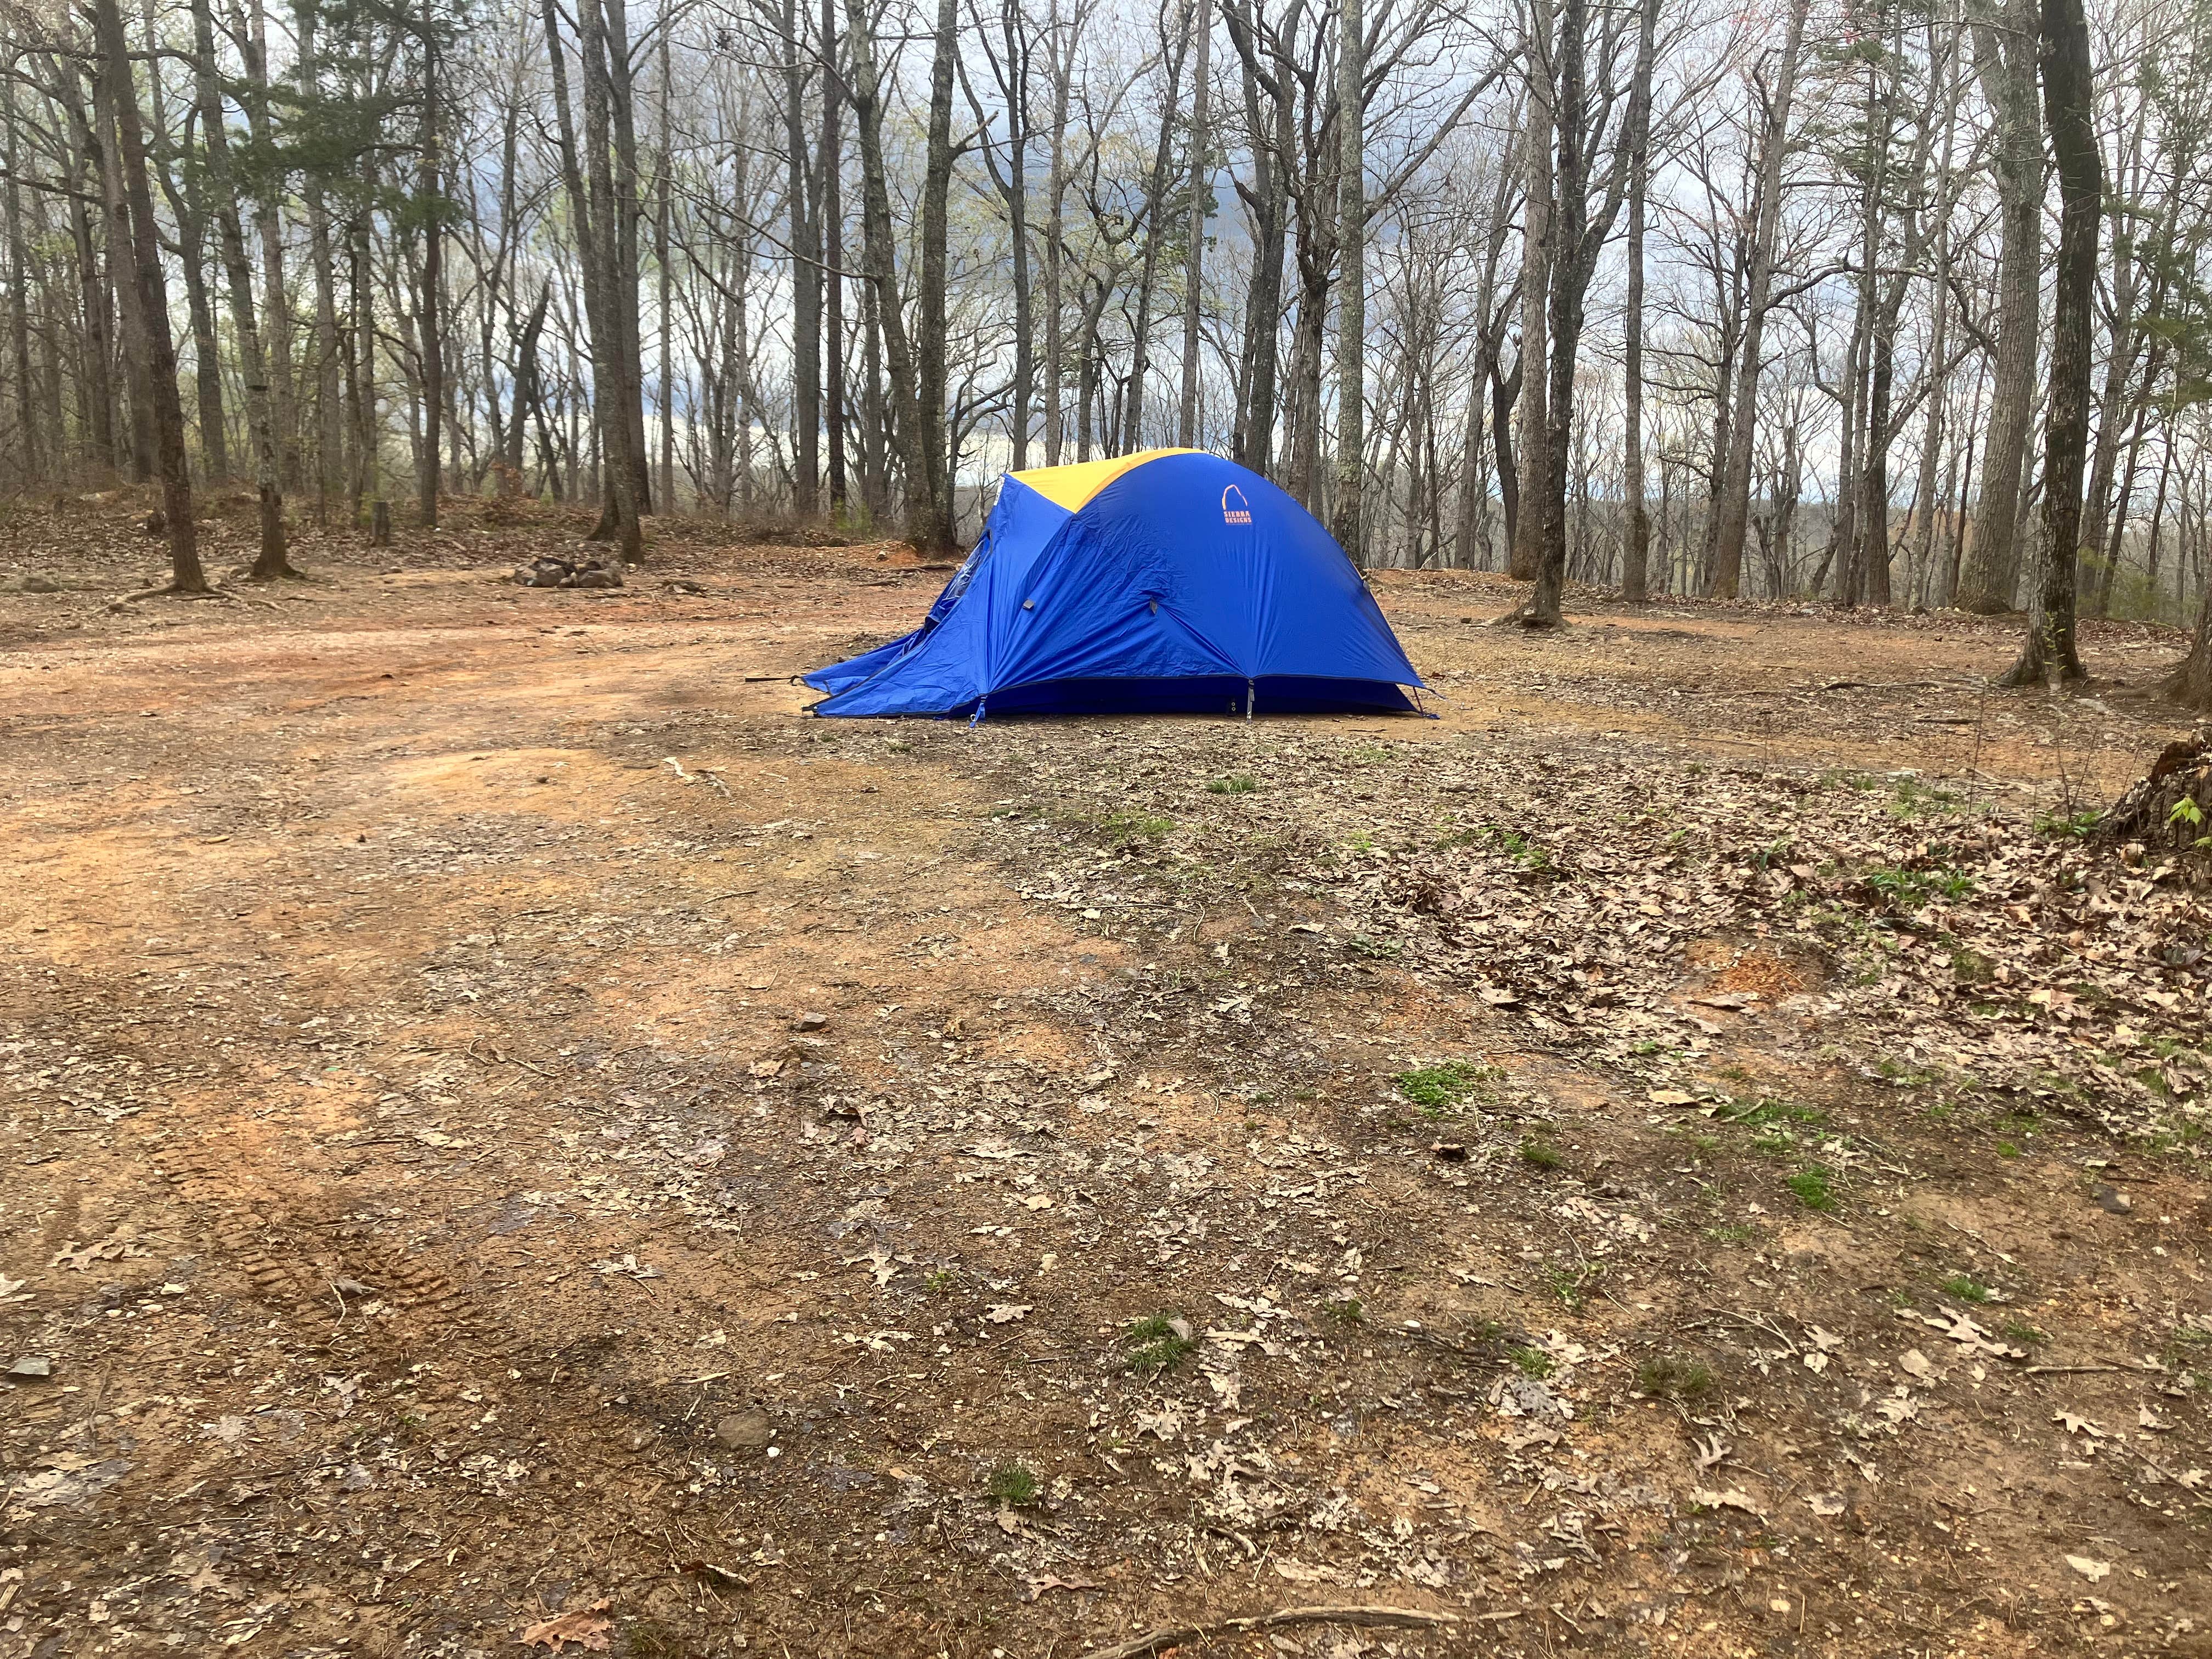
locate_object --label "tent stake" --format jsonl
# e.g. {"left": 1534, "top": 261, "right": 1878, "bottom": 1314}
{"left": 1245, "top": 679, "right": 1255, "bottom": 722}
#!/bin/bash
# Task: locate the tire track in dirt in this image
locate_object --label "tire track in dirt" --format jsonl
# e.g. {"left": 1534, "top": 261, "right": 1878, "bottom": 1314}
{"left": 9, "top": 958, "right": 518, "bottom": 1365}
{"left": 147, "top": 1138, "right": 462, "bottom": 1321}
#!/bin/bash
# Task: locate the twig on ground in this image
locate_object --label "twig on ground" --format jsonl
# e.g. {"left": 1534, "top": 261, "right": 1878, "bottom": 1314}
{"left": 1081, "top": 1604, "right": 1459, "bottom": 1659}
{"left": 2023, "top": 1362, "right": 2143, "bottom": 1376}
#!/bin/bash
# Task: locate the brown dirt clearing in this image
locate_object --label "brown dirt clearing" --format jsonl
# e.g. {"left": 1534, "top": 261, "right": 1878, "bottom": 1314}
{"left": 2, "top": 500, "right": 2209, "bottom": 1658}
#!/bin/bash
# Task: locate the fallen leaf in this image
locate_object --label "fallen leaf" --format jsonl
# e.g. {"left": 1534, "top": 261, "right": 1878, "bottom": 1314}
{"left": 2064, "top": 1556, "right": 2111, "bottom": 1583}
{"left": 519, "top": 1600, "right": 613, "bottom": 1652}
{"left": 983, "top": 1304, "right": 1032, "bottom": 1323}
{"left": 1691, "top": 1487, "right": 1768, "bottom": 1519}
{"left": 1806, "top": 1492, "right": 1847, "bottom": 1517}
{"left": 1899, "top": 1348, "right": 1934, "bottom": 1380}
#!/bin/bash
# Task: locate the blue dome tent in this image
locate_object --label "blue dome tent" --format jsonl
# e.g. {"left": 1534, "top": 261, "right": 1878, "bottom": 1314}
{"left": 805, "top": 449, "right": 1427, "bottom": 719}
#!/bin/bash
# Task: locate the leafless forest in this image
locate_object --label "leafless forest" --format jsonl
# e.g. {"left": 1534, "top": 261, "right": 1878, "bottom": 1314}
{"left": 2, "top": 0, "right": 2211, "bottom": 673}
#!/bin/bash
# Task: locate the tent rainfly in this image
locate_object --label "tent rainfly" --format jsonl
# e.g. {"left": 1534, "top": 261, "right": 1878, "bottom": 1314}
{"left": 804, "top": 449, "right": 1427, "bottom": 719}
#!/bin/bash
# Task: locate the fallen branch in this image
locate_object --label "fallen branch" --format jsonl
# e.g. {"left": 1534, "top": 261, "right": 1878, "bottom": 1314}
{"left": 2023, "top": 1362, "right": 2142, "bottom": 1376}
{"left": 1081, "top": 1604, "right": 1458, "bottom": 1659}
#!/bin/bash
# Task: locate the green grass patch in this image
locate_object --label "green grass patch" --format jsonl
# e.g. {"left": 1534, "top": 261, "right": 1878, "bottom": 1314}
{"left": 1318, "top": 1297, "right": 1364, "bottom": 1328}
{"left": 1102, "top": 811, "right": 1175, "bottom": 845}
{"left": 1122, "top": 1313, "right": 1197, "bottom": 1375}
{"left": 1889, "top": 778, "right": 1961, "bottom": 820}
{"left": 1864, "top": 866, "right": 1974, "bottom": 907}
{"left": 1637, "top": 1354, "right": 1714, "bottom": 1400}
{"left": 1206, "top": 774, "right": 1257, "bottom": 795}
{"left": 1485, "top": 826, "right": 1554, "bottom": 873}
{"left": 1509, "top": 1345, "right": 1555, "bottom": 1379}
{"left": 1786, "top": 1165, "right": 1837, "bottom": 1212}
{"left": 1518, "top": 1135, "right": 1562, "bottom": 1171}
{"left": 986, "top": 1462, "right": 1040, "bottom": 1506}
{"left": 1940, "top": 1274, "right": 1990, "bottom": 1304}
{"left": 2034, "top": 808, "right": 2102, "bottom": 839}
{"left": 1716, "top": 1096, "right": 1829, "bottom": 1130}
{"left": 1392, "top": 1059, "right": 1503, "bottom": 1114}
{"left": 1544, "top": 1264, "right": 1601, "bottom": 1311}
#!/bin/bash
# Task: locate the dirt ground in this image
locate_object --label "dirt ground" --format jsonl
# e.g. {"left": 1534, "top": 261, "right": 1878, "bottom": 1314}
{"left": 2, "top": 494, "right": 2208, "bottom": 1659}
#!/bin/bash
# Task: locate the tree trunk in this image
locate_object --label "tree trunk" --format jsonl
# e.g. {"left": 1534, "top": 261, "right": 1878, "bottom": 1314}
{"left": 912, "top": 0, "right": 961, "bottom": 550}
{"left": 1619, "top": 0, "right": 1657, "bottom": 602}
{"left": 60, "top": 70, "right": 119, "bottom": 475}
{"left": 783, "top": 0, "right": 820, "bottom": 514}
{"left": 977, "top": 0, "right": 1035, "bottom": 472}
{"left": 1043, "top": 0, "right": 1071, "bottom": 465}
{"left": 241, "top": 0, "right": 299, "bottom": 492}
{"left": 577, "top": 0, "right": 642, "bottom": 556}
{"left": 136, "top": 2, "right": 228, "bottom": 487}
{"left": 603, "top": 0, "right": 652, "bottom": 520}
{"left": 1331, "top": 0, "right": 1365, "bottom": 563}
{"left": 1956, "top": 0, "right": 2040, "bottom": 614}
{"left": 822, "top": 0, "right": 849, "bottom": 510}
{"left": 1508, "top": 0, "right": 1553, "bottom": 583}
{"left": 89, "top": 0, "right": 203, "bottom": 590}
{"left": 1124, "top": 13, "right": 1190, "bottom": 455}
{"left": 3, "top": 82, "right": 35, "bottom": 487}
{"left": 85, "top": 56, "right": 155, "bottom": 482}
{"left": 1177, "top": 0, "right": 1212, "bottom": 449}
{"left": 846, "top": 0, "right": 927, "bottom": 534}
{"left": 1999, "top": 0, "right": 2098, "bottom": 686}
{"left": 1524, "top": 0, "right": 1579, "bottom": 626}
{"left": 298, "top": 1, "right": 345, "bottom": 522}
{"left": 1707, "top": 0, "right": 1809, "bottom": 599}
{"left": 655, "top": 21, "right": 674, "bottom": 512}
{"left": 192, "top": 0, "right": 294, "bottom": 577}
{"left": 417, "top": 0, "right": 442, "bottom": 529}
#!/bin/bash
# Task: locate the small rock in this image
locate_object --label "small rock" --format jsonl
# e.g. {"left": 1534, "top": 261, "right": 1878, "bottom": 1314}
{"left": 715, "top": 1409, "right": 773, "bottom": 1451}
{"left": 2092, "top": 1183, "right": 2131, "bottom": 1215}
{"left": 792, "top": 1012, "right": 828, "bottom": 1032}
{"left": 8, "top": 1355, "right": 52, "bottom": 1378}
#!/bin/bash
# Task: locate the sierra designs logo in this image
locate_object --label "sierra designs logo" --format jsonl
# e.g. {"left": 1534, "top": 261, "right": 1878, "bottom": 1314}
{"left": 1221, "top": 484, "right": 1252, "bottom": 526}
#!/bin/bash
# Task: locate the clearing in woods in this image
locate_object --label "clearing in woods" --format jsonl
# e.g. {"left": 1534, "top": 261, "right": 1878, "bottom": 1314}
{"left": 2, "top": 499, "right": 2208, "bottom": 1658}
